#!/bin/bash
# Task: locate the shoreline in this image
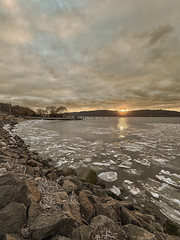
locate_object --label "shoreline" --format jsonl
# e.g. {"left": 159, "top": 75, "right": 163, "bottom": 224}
{"left": 0, "top": 117, "right": 180, "bottom": 240}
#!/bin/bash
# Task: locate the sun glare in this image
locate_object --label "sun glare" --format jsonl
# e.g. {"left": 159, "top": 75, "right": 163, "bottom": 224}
{"left": 119, "top": 109, "right": 128, "bottom": 112}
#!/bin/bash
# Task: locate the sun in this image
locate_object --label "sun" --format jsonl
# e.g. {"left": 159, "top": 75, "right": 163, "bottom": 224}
{"left": 119, "top": 108, "right": 129, "bottom": 112}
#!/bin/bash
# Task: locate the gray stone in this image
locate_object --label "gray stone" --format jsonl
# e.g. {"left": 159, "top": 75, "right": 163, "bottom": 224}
{"left": 62, "top": 167, "right": 77, "bottom": 177}
{"left": 71, "top": 225, "right": 94, "bottom": 240}
{"left": 0, "top": 202, "right": 27, "bottom": 237}
{"left": 123, "top": 224, "right": 157, "bottom": 240}
{"left": 30, "top": 212, "right": 78, "bottom": 240}
{"left": 78, "top": 169, "right": 98, "bottom": 185}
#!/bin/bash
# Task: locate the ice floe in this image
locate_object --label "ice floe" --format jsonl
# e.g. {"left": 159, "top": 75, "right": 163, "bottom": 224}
{"left": 109, "top": 185, "right": 121, "bottom": 196}
{"left": 98, "top": 172, "right": 118, "bottom": 182}
{"left": 123, "top": 180, "right": 140, "bottom": 195}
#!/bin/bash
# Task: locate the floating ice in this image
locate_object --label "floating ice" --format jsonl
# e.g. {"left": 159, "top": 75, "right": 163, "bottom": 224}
{"left": 156, "top": 175, "right": 178, "bottom": 187}
{"left": 82, "top": 158, "right": 92, "bottom": 163}
{"left": 93, "top": 162, "right": 110, "bottom": 166}
{"left": 123, "top": 180, "right": 140, "bottom": 195}
{"left": 109, "top": 185, "right": 121, "bottom": 196}
{"left": 98, "top": 171, "right": 118, "bottom": 182}
{"left": 150, "top": 192, "right": 159, "bottom": 199}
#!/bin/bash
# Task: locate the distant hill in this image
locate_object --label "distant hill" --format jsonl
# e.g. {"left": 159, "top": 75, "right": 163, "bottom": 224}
{"left": 71, "top": 109, "right": 180, "bottom": 117}
{"left": 0, "top": 102, "right": 35, "bottom": 117}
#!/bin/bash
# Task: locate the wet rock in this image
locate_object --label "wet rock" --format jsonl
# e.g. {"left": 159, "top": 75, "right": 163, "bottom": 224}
{"left": 90, "top": 215, "right": 127, "bottom": 240}
{"left": 78, "top": 169, "right": 98, "bottom": 185}
{"left": 164, "top": 220, "right": 180, "bottom": 237}
{"left": 0, "top": 202, "right": 27, "bottom": 237}
{"left": 62, "top": 179, "right": 77, "bottom": 193}
{"left": 123, "top": 224, "right": 157, "bottom": 240}
{"left": 79, "top": 191, "right": 95, "bottom": 222}
{"left": 63, "top": 167, "right": 77, "bottom": 177}
{"left": 30, "top": 212, "right": 78, "bottom": 240}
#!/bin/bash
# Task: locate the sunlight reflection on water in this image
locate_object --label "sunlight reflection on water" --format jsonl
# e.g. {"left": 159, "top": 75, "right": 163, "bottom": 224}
{"left": 117, "top": 118, "right": 128, "bottom": 138}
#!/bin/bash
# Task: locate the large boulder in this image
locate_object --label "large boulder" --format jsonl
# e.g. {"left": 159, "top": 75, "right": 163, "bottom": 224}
{"left": 62, "top": 168, "right": 77, "bottom": 177}
{"left": 90, "top": 215, "right": 127, "bottom": 240}
{"left": 78, "top": 169, "right": 98, "bottom": 185}
{"left": 71, "top": 225, "right": 94, "bottom": 240}
{"left": 30, "top": 212, "right": 78, "bottom": 240}
{"left": 0, "top": 202, "right": 27, "bottom": 237}
{"left": 123, "top": 224, "right": 157, "bottom": 240}
{"left": 95, "top": 199, "right": 120, "bottom": 223}
{"left": 164, "top": 220, "right": 180, "bottom": 237}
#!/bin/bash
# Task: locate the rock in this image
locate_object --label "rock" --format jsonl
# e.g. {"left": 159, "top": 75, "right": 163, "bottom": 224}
{"left": 27, "top": 160, "right": 43, "bottom": 168}
{"left": 92, "top": 188, "right": 107, "bottom": 198}
{"left": 28, "top": 203, "right": 42, "bottom": 226}
{"left": 46, "top": 172, "right": 59, "bottom": 181}
{"left": 118, "top": 201, "right": 134, "bottom": 210}
{"left": 0, "top": 173, "right": 17, "bottom": 186}
{"left": 41, "top": 159, "right": 51, "bottom": 168}
{"left": 71, "top": 225, "right": 94, "bottom": 240}
{"left": 150, "top": 222, "right": 164, "bottom": 233}
{"left": 90, "top": 215, "right": 127, "bottom": 240}
{"left": 62, "top": 180, "right": 77, "bottom": 193}
{"left": 78, "top": 169, "right": 98, "bottom": 185}
{"left": 79, "top": 191, "right": 95, "bottom": 222}
{"left": 20, "top": 228, "right": 31, "bottom": 239}
{"left": 164, "top": 220, "right": 180, "bottom": 237}
{"left": 63, "top": 167, "right": 77, "bottom": 177}
{"left": 120, "top": 207, "right": 141, "bottom": 226}
{"left": 0, "top": 185, "right": 18, "bottom": 209}
{"left": 95, "top": 199, "right": 120, "bottom": 223}
{"left": 160, "top": 233, "right": 180, "bottom": 240}
{"left": 4, "top": 234, "right": 23, "bottom": 240}
{"left": 30, "top": 212, "right": 78, "bottom": 240}
{"left": 25, "top": 178, "right": 41, "bottom": 203}
{"left": 123, "top": 224, "right": 157, "bottom": 240}
{"left": 53, "top": 191, "right": 69, "bottom": 204}
{"left": 0, "top": 202, "right": 27, "bottom": 237}
{"left": 62, "top": 202, "right": 82, "bottom": 225}
{"left": 51, "top": 236, "right": 71, "bottom": 240}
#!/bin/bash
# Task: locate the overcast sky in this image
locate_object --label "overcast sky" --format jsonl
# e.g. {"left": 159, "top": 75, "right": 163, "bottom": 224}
{"left": 0, "top": 0, "right": 180, "bottom": 111}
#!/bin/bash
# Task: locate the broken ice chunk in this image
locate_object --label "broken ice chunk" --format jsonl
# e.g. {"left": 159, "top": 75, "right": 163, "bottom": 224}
{"left": 98, "top": 171, "right": 118, "bottom": 182}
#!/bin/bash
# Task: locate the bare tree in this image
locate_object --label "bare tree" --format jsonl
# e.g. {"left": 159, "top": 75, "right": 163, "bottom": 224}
{"left": 36, "top": 109, "right": 46, "bottom": 117}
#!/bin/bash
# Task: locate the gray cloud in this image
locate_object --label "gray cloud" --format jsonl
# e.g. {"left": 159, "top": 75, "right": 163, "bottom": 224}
{"left": 0, "top": 0, "right": 180, "bottom": 111}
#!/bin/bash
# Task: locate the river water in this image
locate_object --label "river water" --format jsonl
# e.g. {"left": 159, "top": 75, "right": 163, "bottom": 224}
{"left": 12, "top": 117, "right": 180, "bottom": 224}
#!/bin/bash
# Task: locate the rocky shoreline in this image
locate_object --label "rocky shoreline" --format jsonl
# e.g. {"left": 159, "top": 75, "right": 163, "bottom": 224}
{"left": 0, "top": 117, "right": 180, "bottom": 240}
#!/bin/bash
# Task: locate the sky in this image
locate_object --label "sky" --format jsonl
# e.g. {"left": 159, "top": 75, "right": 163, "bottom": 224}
{"left": 0, "top": 0, "right": 180, "bottom": 112}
